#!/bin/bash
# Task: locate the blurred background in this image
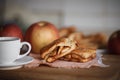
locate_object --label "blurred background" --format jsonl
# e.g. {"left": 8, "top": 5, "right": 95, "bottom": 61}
{"left": 0, "top": 0, "right": 120, "bottom": 35}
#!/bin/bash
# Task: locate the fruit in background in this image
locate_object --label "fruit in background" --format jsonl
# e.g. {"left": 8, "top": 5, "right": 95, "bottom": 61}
{"left": 107, "top": 30, "right": 120, "bottom": 55}
{"left": 0, "top": 23, "right": 23, "bottom": 41}
{"left": 0, "top": 27, "right": 2, "bottom": 35}
{"left": 24, "top": 21, "right": 59, "bottom": 54}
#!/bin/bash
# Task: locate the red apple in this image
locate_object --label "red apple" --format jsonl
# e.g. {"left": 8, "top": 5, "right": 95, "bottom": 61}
{"left": 107, "top": 30, "right": 120, "bottom": 55}
{"left": 24, "top": 21, "right": 59, "bottom": 54}
{"left": 0, "top": 23, "right": 23, "bottom": 41}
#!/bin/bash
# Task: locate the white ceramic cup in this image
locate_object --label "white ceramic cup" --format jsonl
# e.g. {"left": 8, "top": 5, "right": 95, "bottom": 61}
{"left": 0, "top": 37, "right": 31, "bottom": 64}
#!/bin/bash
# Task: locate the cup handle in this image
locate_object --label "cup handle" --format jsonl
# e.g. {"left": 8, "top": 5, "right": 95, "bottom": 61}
{"left": 17, "top": 42, "right": 31, "bottom": 59}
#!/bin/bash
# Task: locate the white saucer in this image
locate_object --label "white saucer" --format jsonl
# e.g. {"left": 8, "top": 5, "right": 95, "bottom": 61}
{"left": 0, "top": 66, "right": 23, "bottom": 70}
{"left": 0, "top": 56, "right": 33, "bottom": 70}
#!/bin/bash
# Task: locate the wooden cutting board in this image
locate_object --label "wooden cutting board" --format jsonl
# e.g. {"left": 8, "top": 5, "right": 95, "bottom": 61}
{"left": 0, "top": 54, "right": 120, "bottom": 80}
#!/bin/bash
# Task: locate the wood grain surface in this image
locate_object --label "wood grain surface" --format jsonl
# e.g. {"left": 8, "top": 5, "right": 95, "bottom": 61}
{"left": 0, "top": 54, "right": 120, "bottom": 80}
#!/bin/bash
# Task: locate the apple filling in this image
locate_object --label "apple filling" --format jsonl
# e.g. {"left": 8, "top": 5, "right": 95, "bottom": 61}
{"left": 45, "top": 46, "right": 74, "bottom": 62}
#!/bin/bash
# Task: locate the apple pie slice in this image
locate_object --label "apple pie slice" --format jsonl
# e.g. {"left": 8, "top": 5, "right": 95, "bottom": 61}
{"left": 61, "top": 48, "right": 96, "bottom": 63}
{"left": 40, "top": 38, "right": 78, "bottom": 62}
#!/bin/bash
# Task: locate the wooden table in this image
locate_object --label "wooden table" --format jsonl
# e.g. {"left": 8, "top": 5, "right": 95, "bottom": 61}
{"left": 0, "top": 54, "right": 120, "bottom": 80}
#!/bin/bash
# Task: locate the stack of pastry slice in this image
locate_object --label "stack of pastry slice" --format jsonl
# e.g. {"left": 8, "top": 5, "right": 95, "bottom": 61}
{"left": 40, "top": 38, "right": 96, "bottom": 63}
